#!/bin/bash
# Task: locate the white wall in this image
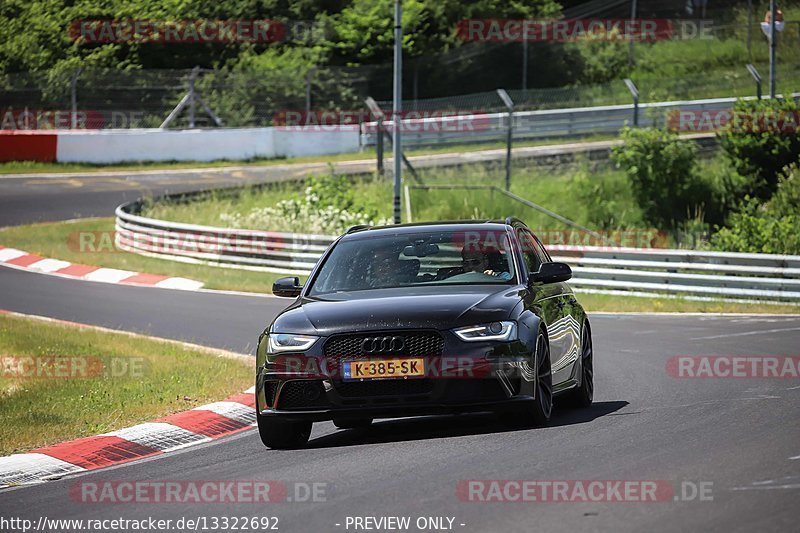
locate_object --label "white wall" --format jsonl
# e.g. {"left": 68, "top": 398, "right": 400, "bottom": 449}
{"left": 55, "top": 126, "right": 360, "bottom": 163}
{"left": 273, "top": 125, "right": 361, "bottom": 158}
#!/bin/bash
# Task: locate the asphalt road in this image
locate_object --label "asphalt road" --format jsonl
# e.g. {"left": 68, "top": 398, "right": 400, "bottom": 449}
{"left": 0, "top": 163, "right": 352, "bottom": 226}
{"left": 0, "top": 142, "right": 797, "bottom": 532}
{"left": 0, "top": 137, "right": 633, "bottom": 226}
{"left": 1, "top": 267, "right": 799, "bottom": 532}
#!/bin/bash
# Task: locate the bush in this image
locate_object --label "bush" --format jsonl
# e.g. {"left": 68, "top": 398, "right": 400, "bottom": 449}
{"left": 218, "top": 174, "right": 390, "bottom": 234}
{"left": 567, "top": 27, "right": 629, "bottom": 85}
{"left": 711, "top": 162, "right": 800, "bottom": 254}
{"left": 573, "top": 167, "right": 643, "bottom": 230}
{"left": 718, "top": 98, "right": 800, "bottom": 201}
{"left": 611, "top": 127, "right": 713, "bottom": 230}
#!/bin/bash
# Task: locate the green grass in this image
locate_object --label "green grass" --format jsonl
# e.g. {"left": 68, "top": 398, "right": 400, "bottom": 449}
{"left": 577, "top": 292, "right": 799, "bottom": 314}
{"left": 0, "top": 218, "right": 295, "bottom": 293}
{"left": 142, "top": 160, "right": 646, "bottom": 233}
{"left": 0, "top": 313, "right": 252, "bottom": 455}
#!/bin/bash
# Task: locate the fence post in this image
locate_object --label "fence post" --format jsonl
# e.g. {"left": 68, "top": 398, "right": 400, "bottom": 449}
{"left": 624, "top": 78, "right": 639, "bottom": 127}
{"left": 305, "top": 67, "right": 316, "bottom": 115}
{"left": 70, "top": 67, "right": 82, "bottom": 129}
{"left": 188, "top": 66, "right": 199, "bottom": 128}
{"left": 746, "top": 64, "right": 762, "bottom": 100}
{"left": 496, "top": 89, "right": 514, "bottom": 191}
{"left": 365, "top": 97, "right": 385, "bottom": 176}
{"left": 376, "top": 125, "right": 385, "bottom": 175}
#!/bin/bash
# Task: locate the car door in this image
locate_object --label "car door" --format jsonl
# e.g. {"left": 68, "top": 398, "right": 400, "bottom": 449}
{"left": 515, "top": 228, "right": 569, "bottom": 382}
{"left": 528, "top": 232, "right": 581, "bottom": 388}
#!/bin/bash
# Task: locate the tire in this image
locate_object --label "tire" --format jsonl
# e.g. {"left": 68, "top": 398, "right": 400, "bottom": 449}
{"left": 333, "top": 418, "right": 373, "bottom": 429}
{"left": 526, "top": 329, "right": 553, "bottom": 425}
{"left": 498, "top": 329, "right": 553, "bottom": 427}
{"left": 257, "top": 413, "right": 312, "bottom": 449}
{"left": 565, "top": 322, "right": 594, "bottom": 408}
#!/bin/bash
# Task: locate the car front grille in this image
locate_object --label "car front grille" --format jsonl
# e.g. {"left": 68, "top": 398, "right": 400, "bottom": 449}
{"left": 264, "top": 380, "right": 279, "bottom": 407}
{"left": 323, "top": 331, "right": 444, "bottom": 361}
{"left": 276, "top": 380, "right": 328, "bottom": 409}
{"left": 334, "top": 378, "right": 435, "bottom": 398}
{"left": 323, "top": 331, "right": 444, "bottom": 396}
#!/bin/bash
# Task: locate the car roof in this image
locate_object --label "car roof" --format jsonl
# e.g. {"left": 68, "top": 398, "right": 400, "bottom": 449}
{"left": 341, "top": 220, "right": 520, "bottom": 240}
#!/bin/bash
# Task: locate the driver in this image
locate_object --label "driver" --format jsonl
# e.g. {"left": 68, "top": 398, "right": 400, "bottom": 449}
{"left": 366, "top": 246, "right": 401, "bottom": 287}
{"left": 461, "top": 247, "right": 512, "bottom": 280}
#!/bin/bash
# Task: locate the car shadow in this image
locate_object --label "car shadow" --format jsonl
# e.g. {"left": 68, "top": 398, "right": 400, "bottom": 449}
{"left": 305, "top": 400, "right": 629, "bottom": 449}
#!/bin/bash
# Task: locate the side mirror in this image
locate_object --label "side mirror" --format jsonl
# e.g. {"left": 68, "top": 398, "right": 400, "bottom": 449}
{"left": 529, "top": 262, "right": 572, "bottom": 285}
{"left": 273, "top": 276, "right": 302, "bottom": 297}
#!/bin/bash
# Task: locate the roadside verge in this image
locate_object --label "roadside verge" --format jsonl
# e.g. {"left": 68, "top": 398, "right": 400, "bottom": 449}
{"left": 0, "top": 310, "right": 255, "bottom": 489}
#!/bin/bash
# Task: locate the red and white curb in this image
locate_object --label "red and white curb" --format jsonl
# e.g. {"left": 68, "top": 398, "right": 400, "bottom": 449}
{"left": 0, "top": 246, "right": 203, "bottom": 290}
{"left": 0, "top": 386, "right": 256, "bottom": 488}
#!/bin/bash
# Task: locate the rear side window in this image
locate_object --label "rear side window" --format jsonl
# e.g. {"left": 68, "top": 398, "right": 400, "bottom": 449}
{"left": 516, "top": 229, "right": 547, "bottom": 274}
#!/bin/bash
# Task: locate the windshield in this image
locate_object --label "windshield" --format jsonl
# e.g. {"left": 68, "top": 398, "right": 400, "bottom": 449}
{"left": 309, "top": 230, "right": 517, "bottom": 295}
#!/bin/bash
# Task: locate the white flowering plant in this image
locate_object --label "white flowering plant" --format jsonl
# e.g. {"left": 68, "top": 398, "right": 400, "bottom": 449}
{"left": 219, "top": 174, "right": 391, "bottom": 234}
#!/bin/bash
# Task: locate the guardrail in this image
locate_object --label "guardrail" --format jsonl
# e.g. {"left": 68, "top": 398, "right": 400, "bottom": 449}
{"left": 116, "top": 201, "right": 800, "bottom": 302}
{"left": 360, "top": 93, "right": 800, "bottom": 148}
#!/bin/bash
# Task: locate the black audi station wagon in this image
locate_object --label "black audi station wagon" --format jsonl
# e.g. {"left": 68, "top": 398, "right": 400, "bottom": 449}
{"left": 255, "top": 218, "right": 594, "bottom": 448}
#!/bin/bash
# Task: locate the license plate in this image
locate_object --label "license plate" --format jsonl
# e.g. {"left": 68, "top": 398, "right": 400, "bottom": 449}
{"left": 343, "top": 358, "right": 425, "bottom": 381}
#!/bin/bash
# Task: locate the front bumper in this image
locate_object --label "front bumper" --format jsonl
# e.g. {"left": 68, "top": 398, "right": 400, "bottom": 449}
{"left": 257, "top": 396, "right": 536, "bottom": 422}
{"left": 255, "top": 330, "right": 534, "bottom": 421}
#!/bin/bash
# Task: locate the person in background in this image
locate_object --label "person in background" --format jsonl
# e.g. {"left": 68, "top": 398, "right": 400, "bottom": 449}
{"left": 762, "top": 6, "right": 785, "bottom": 41}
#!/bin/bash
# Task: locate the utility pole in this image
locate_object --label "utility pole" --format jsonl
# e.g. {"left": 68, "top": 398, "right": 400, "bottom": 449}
{"left": 522, "top": 38, "right": 528, "bottom": 93}
{"left": 627, "top": 0, "right": 637, "bottom": 68}
{"left": 747, "top": 0, "right": 753, "bottom": 60}
{"left": 769, "top": 0, "right": 777, "bottom": 98}
{"left": 392, "top": 0, "right": 403, "bottom": 224}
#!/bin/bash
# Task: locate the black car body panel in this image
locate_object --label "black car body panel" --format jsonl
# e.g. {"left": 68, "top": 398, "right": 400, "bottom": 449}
{"left": 255, "top": 220, "right": 589, "bottom": 423}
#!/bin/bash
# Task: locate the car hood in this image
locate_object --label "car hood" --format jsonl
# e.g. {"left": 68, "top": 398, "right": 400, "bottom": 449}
{"left": 272, "top": 285, "right": 522, "bottom": 335}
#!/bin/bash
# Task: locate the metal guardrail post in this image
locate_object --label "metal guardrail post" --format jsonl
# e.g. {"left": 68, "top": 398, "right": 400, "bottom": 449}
{"left": 746, "top": 64, "right": 762, "bottom": 100}
{"left": 624, "top": 78, "right": 639, "bottom": 127}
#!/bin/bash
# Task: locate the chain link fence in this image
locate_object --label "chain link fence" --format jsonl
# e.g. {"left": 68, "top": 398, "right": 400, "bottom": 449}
{"left": 2, "top": 14, "right": 799, "bottom": 130}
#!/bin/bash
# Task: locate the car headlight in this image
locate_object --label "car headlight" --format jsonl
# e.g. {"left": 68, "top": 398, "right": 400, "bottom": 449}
{"left": 453, "top": 321, "right": 516, "bottom": 342}
{"left": 267, "top": 333, "right": 319, "bottom": 353}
